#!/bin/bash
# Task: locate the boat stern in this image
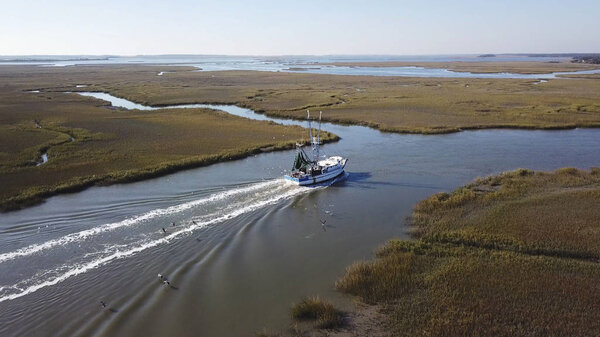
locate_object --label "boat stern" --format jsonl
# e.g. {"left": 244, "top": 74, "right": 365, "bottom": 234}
{"left": 284, "top": 174, "right": 300, "bottom": 184}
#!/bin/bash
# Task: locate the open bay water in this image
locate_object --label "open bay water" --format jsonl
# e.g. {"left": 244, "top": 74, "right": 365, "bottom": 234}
{"left": 2, "top": 55, "right": 600, "bottom": 78}
{"left": 1, "top": 92, "right": 599, "bottom": 336}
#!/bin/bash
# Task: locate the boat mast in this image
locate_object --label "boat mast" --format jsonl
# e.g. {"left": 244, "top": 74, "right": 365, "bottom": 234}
{"left": 307, "top": 110, "right": 316, "bottom": 163}
{"left": 316, "top": 111, "right": 322, "bottom": 162}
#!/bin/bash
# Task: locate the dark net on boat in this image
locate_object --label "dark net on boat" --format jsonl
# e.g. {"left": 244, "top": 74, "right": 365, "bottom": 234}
{"left": 292, "top": 151, "right": 312, "bottom": 171}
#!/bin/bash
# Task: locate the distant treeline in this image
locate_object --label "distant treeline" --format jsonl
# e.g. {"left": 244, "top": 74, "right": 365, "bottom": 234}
{"left": 0, "top": 56, "right": 110, "bottom": 63}
{"left": 571, "top": 55, "right": 600, "bottom": 64}
{"left": 525, "top": 53, "right": 599, "bottom": 57}
{"left": 519, "top": 53, "right": 600, "bottom": 64}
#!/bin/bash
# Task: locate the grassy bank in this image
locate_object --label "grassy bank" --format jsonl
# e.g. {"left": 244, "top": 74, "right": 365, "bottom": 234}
{"left": 291, "top": 297, "right": 344, "bottom": 329}
{"left": 0, "top": 134, "right": 337, "bottom": 211}
{"left": 559, "top": 73, "right": 600, "bottom": 79}
{"left": 334, "top": 168, "right": 600, "bottom": 336}
{"left": 0, "top": 68, "right": 339, "bottom": 211}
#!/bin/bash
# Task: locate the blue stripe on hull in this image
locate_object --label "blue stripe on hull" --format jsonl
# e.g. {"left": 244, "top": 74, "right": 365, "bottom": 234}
{"left": 285, "top": 166, "right": 346, "bottom": 186}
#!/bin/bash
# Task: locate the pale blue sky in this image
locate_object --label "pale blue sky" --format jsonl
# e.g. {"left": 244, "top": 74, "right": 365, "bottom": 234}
{"left": 2, "top": 0, "right": 599, "bottom": 55}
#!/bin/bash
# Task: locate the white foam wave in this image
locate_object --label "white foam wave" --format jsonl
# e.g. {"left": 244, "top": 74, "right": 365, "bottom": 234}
{"left": 0, "top": 183, "right": 314, "bottom": 303}
{"left": 0, "top": 180, "right": 281, "bottom": 264}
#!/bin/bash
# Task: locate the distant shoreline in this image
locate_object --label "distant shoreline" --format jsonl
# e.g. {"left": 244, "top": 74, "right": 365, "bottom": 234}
{"left": 305, "top": 60, "right": 600, "bottom": 74}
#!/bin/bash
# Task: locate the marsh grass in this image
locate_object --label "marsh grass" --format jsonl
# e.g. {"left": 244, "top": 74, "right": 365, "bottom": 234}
{"left": 0, "top": 68, "right": 340, "bottom": 210}
{"left": 291, "top": 296, "right": 344, "bottom": 329}
{"left": 11, "top": 65, "right": 600, "bottom": 136}
{"left": 113, "top": 68, "right": 600, "bottom": 135}
{"left": 255, "top": 329, "right": 281, "bottom": 337}
{"left": 0, "top": 134, "right": 337, "bottom": 211}
{"left": 337, "top": 168, "right": 600, "bottom": 336}
{"left": 559, "top": 73, "right": 600, "bottom": 79}
{"left": 412, "top": 168, "right": 600, "bottom": 257}
{"left": 6, "top": 65, "right": 600, "bottom": 135}
{"left": 3, "top": 64, "right": 600, "bottom": 211}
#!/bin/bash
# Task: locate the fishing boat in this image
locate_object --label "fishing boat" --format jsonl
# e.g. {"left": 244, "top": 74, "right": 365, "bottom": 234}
{"left": 284, "top": 110, "right": 348, "bottom": 185}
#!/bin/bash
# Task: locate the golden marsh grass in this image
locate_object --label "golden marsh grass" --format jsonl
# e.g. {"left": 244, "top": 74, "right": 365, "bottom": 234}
{"left": 291, "top": 296, "right": 344, "bottom": 329}
{"left": 336, "top": 168, "right": 600, "bottom": 336}
{"left": 0, "top": 66, "right": 338, "bottom": 210}
{"left": 3, "top": 64, "right": 600, "bottom": 211}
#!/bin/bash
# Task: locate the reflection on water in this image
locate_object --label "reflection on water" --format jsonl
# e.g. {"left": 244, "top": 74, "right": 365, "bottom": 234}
{"left": 1, "top": 91, "right": 599, "bottom": 336}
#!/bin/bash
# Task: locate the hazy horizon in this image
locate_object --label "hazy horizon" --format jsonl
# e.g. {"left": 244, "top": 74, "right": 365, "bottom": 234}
{"left": 0, "top": 53, "right": 598, "bottom": 58}
{"left": 3, "top": 0, "right": 599, "bottom": 56}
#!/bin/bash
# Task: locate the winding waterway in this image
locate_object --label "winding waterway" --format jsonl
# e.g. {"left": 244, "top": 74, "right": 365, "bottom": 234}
{"left": 1, "top": 92, "right": 600, "bottom": 336}
{"left": 5, "top": 55, "right": 600, "bottom": 78}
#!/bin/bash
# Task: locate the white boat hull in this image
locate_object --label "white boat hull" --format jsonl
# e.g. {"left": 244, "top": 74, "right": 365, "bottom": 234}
{"left": 285, "top": 158, "right": 347, "bottom": 186}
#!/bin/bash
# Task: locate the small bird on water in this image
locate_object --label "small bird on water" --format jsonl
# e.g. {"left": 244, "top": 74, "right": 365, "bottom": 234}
{"left": 100, "top": 301, "right": 107, "bottom": 308}
{"left": 319, "top": 219, "right": 327, "bottom": 232}
{"left": 171, "top": 222, "right": 175, "bottom": 227}
{"left": 162, "top": 227, "right": 167, "bottom": 233}
{"left": 158, "top": 273, "right": 170, "bottom": 286}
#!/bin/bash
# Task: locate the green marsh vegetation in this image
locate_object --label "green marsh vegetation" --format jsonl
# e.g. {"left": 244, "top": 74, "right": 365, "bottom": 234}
{"left": 336, "top": 168, "right": 600, "bottom": 336}
{"left": 234, "top": 72, "right": 600, "bottom": 134}
{"left": 53, "top": 65, "right": 600, "bottom": 135}
{"left": 7, "top": 63, "right": 600, "bottom": 137}
{"left": 255, "top": 330, "right": 282, "bottom": 337}
{"left": 291, "top": 296, "right": 344, "bottom": 329}
{"left": 559, "top": 73, "right": 600, "bottom": 79}
{"left": 0, "top": 66, "right": 337, "bottom": 210}
{"left": 254, "top": 297, "right": 344, "bottom": 336}
{"left": 3, "top": 63, "right": 600, "bottom": 211}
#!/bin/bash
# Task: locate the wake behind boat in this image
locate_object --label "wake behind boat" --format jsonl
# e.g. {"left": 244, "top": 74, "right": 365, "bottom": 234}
{"left": 285, "top": 111, "right": 348, "bottom": 186}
